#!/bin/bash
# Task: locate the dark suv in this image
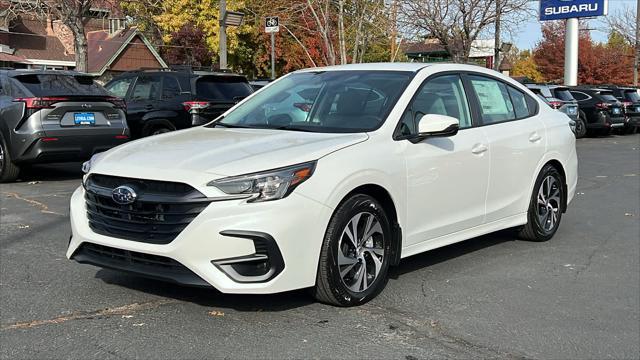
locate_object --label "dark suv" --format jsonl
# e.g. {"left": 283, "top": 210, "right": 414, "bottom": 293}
{"left": 569, "top": 87, "right": 625, "bottom": 136}
{"left": 105, "top": 69, "right": 253, "bottom": 138}
{"left": 0, "top": 70, "right": 129, "bottom": 182}
{"left": 599, "top": 86, "right": 640, "bottom": 134}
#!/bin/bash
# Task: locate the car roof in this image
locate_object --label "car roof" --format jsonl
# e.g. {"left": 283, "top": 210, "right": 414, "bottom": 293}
{"left": 295, "top": 62, "right": 432, "bottom": 73}
{"left": 0, "top": 69, "right": 93, "bottom": 78}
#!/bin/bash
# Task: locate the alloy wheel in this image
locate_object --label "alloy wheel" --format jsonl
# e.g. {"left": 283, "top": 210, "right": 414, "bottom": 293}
{"left": 537, "top": 175, "right": 561, "bottom": 232}
{"left": 337, "top": 212, "right": 385, "bottom": 293}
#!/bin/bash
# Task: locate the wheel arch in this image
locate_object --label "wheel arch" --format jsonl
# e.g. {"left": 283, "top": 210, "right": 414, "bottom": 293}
{"left": 531, "top": 157, "right": 568, "bottom": 213}
{"left": 140, "top": 119, "right": 177, "bottom": 136}
{"left": 341, "top": 183, "right": 402, "bottom": 266}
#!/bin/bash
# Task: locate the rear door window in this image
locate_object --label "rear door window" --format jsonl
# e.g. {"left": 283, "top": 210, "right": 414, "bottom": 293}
{"left": 599, "top": 93, "right": 618, "bottom": 102}
{"left": 570, "top": 91, "right": 589, "bottom": 101}
{"left": 105, "top": 77, "right": 134, "bottom": 98}
{"left": 195, "top": 76, "right": 253, "bottom": 101}
{"left": 508, "top": 87, "right": 530, "bottom": 119}
{"left": 15, "top": 74, "right": 109, "bottom": 96}
{"left": 624, "top": 90, "right": 640, "bottom": 102}
{"left": 130, "top": 75, "right": 161, "bottom": 101}
{"left": 468, "top": 75, "right": 515, "bottom": 124}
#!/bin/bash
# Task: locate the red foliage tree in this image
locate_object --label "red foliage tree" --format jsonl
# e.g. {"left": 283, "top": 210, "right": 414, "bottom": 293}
{"left": 162, "top": 24, "right": 214, "bottom": 67}
{"left": 534, "top": 21, "right": 634, "bottom": 85}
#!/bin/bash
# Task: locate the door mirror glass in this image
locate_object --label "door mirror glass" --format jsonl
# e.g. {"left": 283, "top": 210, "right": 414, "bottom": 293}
{"left": 417, "top": 114, "right": 459, "bottom": 137}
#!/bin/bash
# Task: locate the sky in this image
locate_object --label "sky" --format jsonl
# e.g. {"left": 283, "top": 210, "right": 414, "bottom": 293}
{"left": 512, "top": 0, "right": 637, "bottom": 50}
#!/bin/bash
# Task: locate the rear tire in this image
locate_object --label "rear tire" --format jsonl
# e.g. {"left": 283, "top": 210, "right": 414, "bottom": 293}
{"left": 574, "top": 117, "right": 587, "bottom": 139}
{"left": 518, "top": 164, "right": 565, "bottom": 242}
{"left": 0, "top": 135, "right": 20, "bottom": 183}
{"left": 141, "top": 122, "right": 175, "bottom": 137}
{"left": 312, "top": 194, "right": 392, "bottom": 306}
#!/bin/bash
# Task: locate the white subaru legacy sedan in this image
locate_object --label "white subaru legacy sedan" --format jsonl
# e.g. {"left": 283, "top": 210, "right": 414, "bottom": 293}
{"left": 68, "top": 63, "right": 577, "bottom": 306}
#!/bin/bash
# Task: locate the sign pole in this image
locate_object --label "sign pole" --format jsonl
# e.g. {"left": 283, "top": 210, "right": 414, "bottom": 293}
{"left": 564, "top": 18, "right": 579, "bottom": 86}
{"left": 271, "top": 32, "right": 275, "bottom": 80}
{"left": 219, "top": 0, "right": 227, "bottom": 70}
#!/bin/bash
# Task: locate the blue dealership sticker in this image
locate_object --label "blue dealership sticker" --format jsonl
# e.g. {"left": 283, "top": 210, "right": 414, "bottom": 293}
{"left": 74, "top": 112, "right": 96, "bottom": 125}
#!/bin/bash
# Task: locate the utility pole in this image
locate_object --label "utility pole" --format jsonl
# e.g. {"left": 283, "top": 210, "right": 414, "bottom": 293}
{"left": 635, "top": 0, "right": 639, "bottom": 86}
{"left": 219, "top": 0, "right": 227, "bottom": 70}
{"left": 494, "top": 0, "right": 501, "bottom": 71}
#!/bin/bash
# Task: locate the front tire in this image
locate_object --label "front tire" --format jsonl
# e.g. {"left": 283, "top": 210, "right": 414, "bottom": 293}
{"left": 574, "top": 116, "right": 587, "bottom": 139}
{"left": 313, "top": 194, "right": 392, "bottom": 306}
{"left": 519, "top": 164, "right": 565, "bottom": 242}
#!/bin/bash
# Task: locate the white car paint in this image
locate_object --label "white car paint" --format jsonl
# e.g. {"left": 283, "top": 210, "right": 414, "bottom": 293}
{"left": 68, "top": 63, "right": 578, "bottom": 294}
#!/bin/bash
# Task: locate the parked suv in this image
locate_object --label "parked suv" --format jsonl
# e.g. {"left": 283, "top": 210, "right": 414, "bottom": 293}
{"left": 525, "top": 84, "right": 582, "bottom": 137}
{"left": 0, "top": 70, "right": 129, "bottom": 182}
{"left": 599, "top": 85, "right": 640, "bottom": 134}
{"left": 569, "top": 87, "right": 625, "bottom": 136}
{"left": 105, "top": 69, "right": 253, "bottom": 138}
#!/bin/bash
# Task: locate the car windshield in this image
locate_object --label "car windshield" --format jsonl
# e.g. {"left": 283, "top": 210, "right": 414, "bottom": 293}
{"left": 624, "top": 90, "right": 640, "bottom": 102}
{"left": 15, "top": 74, "right": 109, "bottom": 96}
{"left": 208, "top": 70, "right": 413, "bottom": 133}
{"left": 553, "top": 89, "right": 575, "bottom": 101}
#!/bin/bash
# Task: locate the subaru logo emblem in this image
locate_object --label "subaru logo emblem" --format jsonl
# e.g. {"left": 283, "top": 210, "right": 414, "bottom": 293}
{"left": 81, "top": 103, "right": 92, "bottom": 108}
{"left": 112, "top": 185, "right": 137, "bottom": 205}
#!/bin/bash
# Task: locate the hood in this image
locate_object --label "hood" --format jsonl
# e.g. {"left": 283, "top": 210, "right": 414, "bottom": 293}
{"left": 91, "top": 127, "right": 368, "bottom": 180}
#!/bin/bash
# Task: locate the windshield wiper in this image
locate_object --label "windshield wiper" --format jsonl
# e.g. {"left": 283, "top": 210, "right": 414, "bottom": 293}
{"left": 269, "top": 125, "right": 315, "bottom": 132}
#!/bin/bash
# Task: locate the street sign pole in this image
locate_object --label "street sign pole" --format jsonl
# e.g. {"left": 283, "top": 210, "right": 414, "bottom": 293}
{"left": 265, "top": 16, "right": 279, "bottom": 80}
{"left": 271, "top": 32, "right": 275, "bottom": 80}
{"left": 564, "top": 18, "right": 579, "bottom": 86}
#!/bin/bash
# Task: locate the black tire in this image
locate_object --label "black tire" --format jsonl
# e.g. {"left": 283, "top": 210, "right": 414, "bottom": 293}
{"left": 141, "top": 122, "right": 175, "bottom": 137}
{"left": 574, "top": 116, "right": 587, "bottom": 139}
{"left": 312, "top": 194, "right": 392, "bottom": 306}
{"left": 0, "top": 135, "right": 20, "bottom": 183}
{"left": 519, "top": 164, "right": 565, "bottom": 242}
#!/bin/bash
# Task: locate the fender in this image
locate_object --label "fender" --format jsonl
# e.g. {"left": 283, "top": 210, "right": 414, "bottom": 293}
{"left": 527, "top": 151, "right": 567, "bottom": 211}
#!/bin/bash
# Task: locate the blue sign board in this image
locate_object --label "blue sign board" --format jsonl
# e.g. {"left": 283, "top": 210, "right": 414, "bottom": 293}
{"left": 540, "top": 0, "right": 608, "bottom": 21}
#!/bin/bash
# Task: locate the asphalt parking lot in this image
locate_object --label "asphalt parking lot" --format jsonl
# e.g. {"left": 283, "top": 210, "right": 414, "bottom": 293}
{"left": 1, "top": 134, "right": 639, "bottom": 359}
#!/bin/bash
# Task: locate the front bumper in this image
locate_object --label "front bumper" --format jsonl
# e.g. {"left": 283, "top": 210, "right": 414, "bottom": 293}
{"left": 67, "top": 186, "right": 333, "bottom": 294}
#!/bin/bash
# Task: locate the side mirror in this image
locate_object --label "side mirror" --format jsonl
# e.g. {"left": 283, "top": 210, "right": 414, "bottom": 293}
{"left": 417, "top": 114, "right": 460, "bottom": 137}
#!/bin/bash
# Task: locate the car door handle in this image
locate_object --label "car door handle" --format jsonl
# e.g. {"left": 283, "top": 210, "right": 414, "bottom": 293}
{"left": 529, "top": 132, "right": 542, "bottom": 142}
{"left": 471, "top": 144, "right": 488, "bottom": 154}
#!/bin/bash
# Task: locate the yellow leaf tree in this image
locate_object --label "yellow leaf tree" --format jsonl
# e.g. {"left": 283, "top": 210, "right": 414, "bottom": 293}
{"left": 511, "top": 50, "right": 544, "bottom": 82}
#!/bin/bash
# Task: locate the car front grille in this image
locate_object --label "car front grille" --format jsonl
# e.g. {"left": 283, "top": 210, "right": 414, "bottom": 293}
{"left": 84, "top": 174, "right": 211, "bottom": 244}
{"left": 73, "top": 242, "right": 210, "bottom": 287}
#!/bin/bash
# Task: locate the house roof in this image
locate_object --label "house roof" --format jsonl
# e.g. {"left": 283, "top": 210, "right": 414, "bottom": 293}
{"left": 8, "top": 18, "right": 74, "bottom": 62}
{"left": 87, "top": 27, "right": 167, "bottom": 75}
{"left": 0, "top": 52, "right": 30, "bottom": 63}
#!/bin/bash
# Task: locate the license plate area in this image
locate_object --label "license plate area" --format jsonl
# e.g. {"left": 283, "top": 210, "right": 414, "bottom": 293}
{"left": 74, "top": 112, "right": 96, "bottom": 125}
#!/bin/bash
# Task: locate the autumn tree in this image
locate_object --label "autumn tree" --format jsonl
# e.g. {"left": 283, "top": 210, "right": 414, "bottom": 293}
{"left": 534, "top": 21, "right": 634, "bottom": 85}
{"left": 511, "top": 50, "right": 544, "bottom": 82}
{"left": 398, "top": 0, "right": 532, "bottom": 63}
{"left": 161, "top": 23, "right": 214, "bottom": 67}
{"left": 1, "top": 0, "right": 118, "bottom": 72}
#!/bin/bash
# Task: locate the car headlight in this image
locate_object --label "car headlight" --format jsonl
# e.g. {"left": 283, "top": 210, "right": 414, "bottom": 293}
{"left": 208, "top": 161, "right": 316, "bottom": 202}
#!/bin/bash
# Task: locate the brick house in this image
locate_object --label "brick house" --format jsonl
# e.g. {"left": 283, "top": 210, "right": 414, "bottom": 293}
{"left": 0, "top": 8, "right": 166, "bottom": 82}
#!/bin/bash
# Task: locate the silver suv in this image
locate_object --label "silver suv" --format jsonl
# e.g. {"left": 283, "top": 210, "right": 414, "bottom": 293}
{"left": 525, "top": 84, "right": 582, "bottom": 138}
{"left": 0, "top": 70, "right": 129, "bottom": 182}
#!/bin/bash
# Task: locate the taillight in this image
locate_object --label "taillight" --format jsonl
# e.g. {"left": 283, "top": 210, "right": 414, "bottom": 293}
{"left": 183, "top": 101, "right": 210, "bottom": 111}
{"left": 293, "top": 103, "right": 313, "bottom": 112}
{"left": 594, "top": 102, "right": 610, "bottom": 110}
{"left": 548, "top": 101, "right": 563, "bottom": 109}
{"left": 106, "top": 97, "right": 126, "bottom": 110}
{"left": 13, "top": 97, "right": 69, "bottom": 109}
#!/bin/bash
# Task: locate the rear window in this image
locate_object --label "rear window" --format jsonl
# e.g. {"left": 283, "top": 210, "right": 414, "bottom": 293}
{"left": 624, "top": 90, "right": 640, "bottom": 102}
{"left": 599, "top": 93, "right": 618, "bottom": 102}
{"left": 553, "top": 89, "right": 575, "bottom": 101}
{"left": 195, "top": 76, "right": 253, "bottom": 101}
{"left": 15, "top": 74, "right": 109, "bottom": 96}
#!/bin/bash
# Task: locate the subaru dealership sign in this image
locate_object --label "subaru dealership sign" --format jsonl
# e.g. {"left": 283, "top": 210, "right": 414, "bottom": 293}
{"left": 540, "top": 0, "right": 608, "bottom": 21}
